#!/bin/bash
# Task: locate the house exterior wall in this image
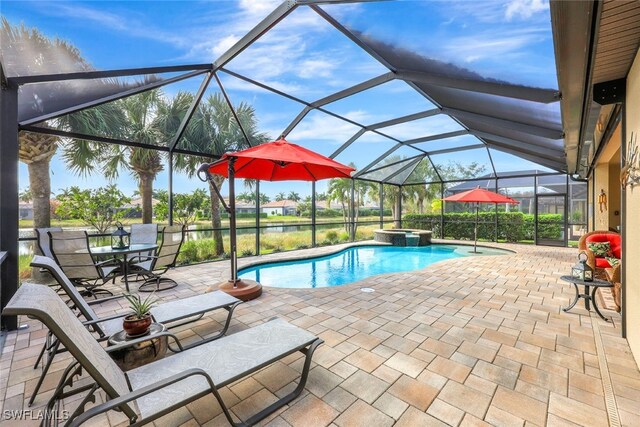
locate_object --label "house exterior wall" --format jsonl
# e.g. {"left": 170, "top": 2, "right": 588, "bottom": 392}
{"left": 625, "top": 48, "right": 640, "bottom": 364}
{"left": 591, "top": 124, "right": 622, "bottom": 232}
{"left": 261, "top": 207, "right": 284, "bottom": 216}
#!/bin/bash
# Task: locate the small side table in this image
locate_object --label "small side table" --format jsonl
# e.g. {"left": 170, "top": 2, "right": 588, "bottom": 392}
{"left": 108, "top": 323, "right": 168, "bottom": 371}
{"left": 559, "top": 275, "right": 613, "bottom": 321}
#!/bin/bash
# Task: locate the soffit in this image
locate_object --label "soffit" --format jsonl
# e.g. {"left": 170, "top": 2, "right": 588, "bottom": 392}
{"left": 592, "top": 0, "right": 640, "bottom": 84}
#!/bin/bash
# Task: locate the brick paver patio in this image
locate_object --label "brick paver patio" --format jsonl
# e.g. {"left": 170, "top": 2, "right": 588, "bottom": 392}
{"left": 2, "top": 241, "right": 639, "bottom": 426}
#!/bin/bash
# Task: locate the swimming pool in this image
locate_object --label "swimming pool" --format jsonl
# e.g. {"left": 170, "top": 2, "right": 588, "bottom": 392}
{"left": 238, "top": 244, "right": 508, "bottom": 289}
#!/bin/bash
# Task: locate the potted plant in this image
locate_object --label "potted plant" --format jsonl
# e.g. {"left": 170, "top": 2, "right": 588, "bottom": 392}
{"left": 122, "top": 293, "right": 157, "bottom": 337}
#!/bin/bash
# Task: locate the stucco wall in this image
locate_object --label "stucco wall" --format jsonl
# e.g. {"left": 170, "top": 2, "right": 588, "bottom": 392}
{"left": 625, "top": 48, "right": 640, "bottom": 364}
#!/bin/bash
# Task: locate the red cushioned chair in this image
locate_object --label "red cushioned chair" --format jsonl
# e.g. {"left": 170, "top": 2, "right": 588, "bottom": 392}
{"left": 578, "top": 230, "right": 621, "bottom": 279}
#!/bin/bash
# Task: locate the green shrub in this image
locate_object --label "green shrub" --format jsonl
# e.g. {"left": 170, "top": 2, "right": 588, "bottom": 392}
{"left": 403, "top": 212, "right": 562, "bottom": 242}
{"left": 241, "top": 249, "right": 254, "bottom": 256}
{"left": 325, "top": 230, "right": 339, "bottom": 242}
{"left": 19, "top": 254, "right": 33, "bottom": 280}
{"left": 296, "top": 244, "right": 310, "bottom": 250}
{"left": 178, "top": 240, "right": 199, "bottom": 264}
{"left": 316, "top": 208, "right": 342, "bottom": 218}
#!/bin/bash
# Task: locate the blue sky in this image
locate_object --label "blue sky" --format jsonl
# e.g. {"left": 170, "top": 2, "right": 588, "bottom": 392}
{"left": 3, "top": 0, "right": 558, "bottom": 199}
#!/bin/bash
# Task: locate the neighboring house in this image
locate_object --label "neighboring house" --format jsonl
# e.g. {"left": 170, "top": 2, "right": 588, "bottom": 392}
{"left": 235, "top": 201, "right": 256, "bottom": 214}
{"left": 120, "top": 197, "right": 160, "bottom": 218}
{"left": 261, "top": 200, "right": 298, "bottom": 216}
{"left": 221, "top": 199, "right": 256, "bottom": 214}
{"left": 19, "top": 202, "right": 33, "bottom": 220}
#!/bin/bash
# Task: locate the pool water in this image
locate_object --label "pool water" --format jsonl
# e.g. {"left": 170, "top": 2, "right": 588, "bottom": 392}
{"left": 238, "top": 244, "right": 508, "bottom": 289}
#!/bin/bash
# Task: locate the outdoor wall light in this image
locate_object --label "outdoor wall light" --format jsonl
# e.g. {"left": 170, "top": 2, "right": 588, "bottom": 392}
{"left": 598, "top": 189, "right": 607, "bottom": 212}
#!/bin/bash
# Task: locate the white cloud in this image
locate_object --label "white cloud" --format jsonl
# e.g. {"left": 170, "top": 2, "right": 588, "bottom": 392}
{"left": 444, "top": 27, "right": 548, "bottom": 63}
{"left": 45, "top": 4, "right": 185, "bottom": 47}
{"left": 443, "top": 0, "right": 548, "bottom": 24}
{"left": 287, "top": 110, "right": 368, "bottom": 144}
{"left": 505, "top": 0, "right": 549, "bottom": 20}
{"left": 297, "top": 58, "right": 338, "bottom": 79}
{"left": 211, "top": 35, "right": 242, "bottom": 57}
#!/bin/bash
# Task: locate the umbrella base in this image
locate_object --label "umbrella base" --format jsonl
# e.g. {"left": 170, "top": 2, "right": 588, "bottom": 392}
{"left": 218, "top": 279, "right": 262, "bottom": 301}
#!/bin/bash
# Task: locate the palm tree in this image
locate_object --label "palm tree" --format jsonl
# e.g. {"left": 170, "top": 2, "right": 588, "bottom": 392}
{"left": 170, "top": 92, "right": 269, "bottom": 255}
{"left": 275, "top": 192, "right": 286, "bottom": 202}
{"left": 2, "top": 19, "right": 93, "bottom": 229}
{"left": 287, "top": 191, "right": 301, "bottom": 202}
{"left": 327, "top": 177, "right": 351, "bottom": 231}
{"left": 18, "top": 188, "right": 32, "bottom": 203}
{"left": 61, "top": 90, "right": 164, "bottom": 224}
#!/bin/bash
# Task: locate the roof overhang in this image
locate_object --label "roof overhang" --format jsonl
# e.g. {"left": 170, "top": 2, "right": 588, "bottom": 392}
{"left": 552, "top": 0, "right": 640, "bottom": 177}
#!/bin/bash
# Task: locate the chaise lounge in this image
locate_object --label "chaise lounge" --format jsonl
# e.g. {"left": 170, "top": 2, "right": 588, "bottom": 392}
{"left": 3, "top": 284, "right": 322, "bottom": 427}
{"left": 29, "top": 255, "right": 243, "bottom": 406}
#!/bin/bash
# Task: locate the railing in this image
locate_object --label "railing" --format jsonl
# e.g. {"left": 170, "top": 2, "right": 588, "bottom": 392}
{"left": 16, "top": 212, "right": 585, "bottom": 279}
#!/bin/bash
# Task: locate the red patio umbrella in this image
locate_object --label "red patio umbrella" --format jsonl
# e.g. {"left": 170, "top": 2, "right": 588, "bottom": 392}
{"left": 442, "top": 187, "right": 519, "bottom": 253}
{"left": 198, "top": 139, "right": 355, "bottom": 300}
{"left": 207, "top": 139, "right": 354, "bottom": 181}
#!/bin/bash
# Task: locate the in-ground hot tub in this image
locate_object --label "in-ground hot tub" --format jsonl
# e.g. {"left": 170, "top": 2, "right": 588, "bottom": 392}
{"left": 374, "top": 229, "right": 432, "bottom": 246}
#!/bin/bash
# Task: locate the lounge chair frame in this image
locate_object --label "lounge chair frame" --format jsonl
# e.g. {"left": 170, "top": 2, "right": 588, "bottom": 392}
{"left": 3, "top": 284, "right": 322, "bottom": 427}
{"left": 28, "top": 255, "right": 242, "bottom": 407}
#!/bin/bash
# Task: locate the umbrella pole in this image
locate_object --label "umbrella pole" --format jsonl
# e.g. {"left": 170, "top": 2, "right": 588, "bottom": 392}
{"left": 474, "top": 202, "right": 479, "bottom": 253}
{"left": 228, "top": 158, "right": 238, "bottom": 285}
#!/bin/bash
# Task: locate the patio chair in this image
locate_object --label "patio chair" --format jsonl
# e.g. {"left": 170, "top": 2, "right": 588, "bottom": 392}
{"left": 34, "top": 227, "right": 65, "bottom": 293}
{"left": 48, "top": 230, "right": 121, "bottom": 298}
{"left": 28, "top": 255, "right": 242, "bottom": 406}
{"left": 605, "top": 260, "right": 622, "bottom": 313}
{"left": 127, "top": 223, "right": 158, "bottom": 282}
{"left": 3, "top": 284, "right": 322, "bottom": 427}
{"left": 129, "top": 225, "right": 185, "bottom": 292}
{"left": 35, "top": 227, "right": 62, "bottom": 259}
{"left": 578, "top": 230, "right": 621, "bottom": 279}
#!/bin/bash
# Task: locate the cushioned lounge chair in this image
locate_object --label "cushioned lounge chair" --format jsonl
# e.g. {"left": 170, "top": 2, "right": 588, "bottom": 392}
{"left": 3, "top": 284, "right": 322, "bottom": 427}
{"left": 28, "top": 255, "right": 242, "bottom": 406}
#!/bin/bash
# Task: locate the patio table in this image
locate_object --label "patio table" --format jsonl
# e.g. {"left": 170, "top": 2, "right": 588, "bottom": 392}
{"left": 89, "top": 243, "right": 158, "bottom": 292}
{"left": 560, "top": 275, "right": 613, "bottom": 321}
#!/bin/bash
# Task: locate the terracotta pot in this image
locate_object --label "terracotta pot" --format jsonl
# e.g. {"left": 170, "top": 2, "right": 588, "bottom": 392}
{"left": 123, "top": 314, "right": 152, "bottom": 337}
